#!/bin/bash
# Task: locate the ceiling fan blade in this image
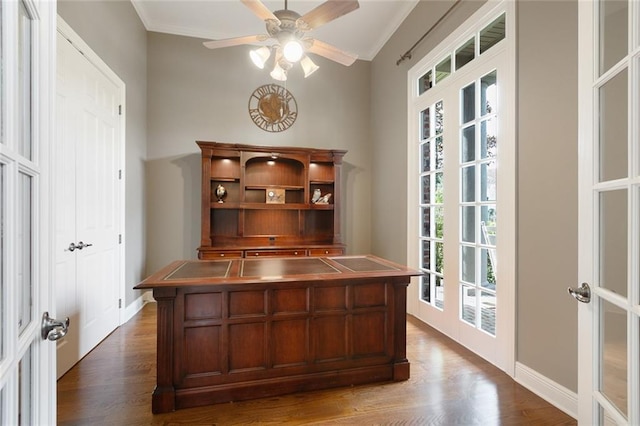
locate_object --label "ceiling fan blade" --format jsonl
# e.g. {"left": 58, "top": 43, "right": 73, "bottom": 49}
{"left": 298, "top": 0, "right": 359, "bottom": 30}
{"left": 307, "top": 39, "right": 358, "bottom": 66}
{"left": 240, "top": 0, "right": 280, "bottom": 23}
{"left": 203, "top": 35, "right": 267, "bottom": 49}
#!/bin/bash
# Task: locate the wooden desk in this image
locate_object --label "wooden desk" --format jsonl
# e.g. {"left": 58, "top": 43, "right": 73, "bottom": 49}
{"left": 135, "top": 255, "right": 421, "bottom": 413}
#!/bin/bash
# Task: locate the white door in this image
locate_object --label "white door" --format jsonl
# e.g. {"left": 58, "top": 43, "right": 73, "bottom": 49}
{"left": 574, "top": 0, "right": 639, "bottom": 424}
{"left": 0, "top": 0, "right": 57, "bottom": 424}
{"left": 55, "top": 19, "right": 124, "bottom": 378}
{"left": 407, "top": 1, "right": 516, "bottom": 375}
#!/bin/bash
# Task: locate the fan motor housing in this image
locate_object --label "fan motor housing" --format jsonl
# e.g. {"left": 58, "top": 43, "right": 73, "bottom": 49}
{"left": 267, "top": 9, "right": 304, "bottom": 37}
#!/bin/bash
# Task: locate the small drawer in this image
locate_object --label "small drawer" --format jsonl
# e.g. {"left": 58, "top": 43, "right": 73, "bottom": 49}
{"left": 200, "top": 250, "right": 244, "bottom": 259}
{"left": 245, "top": 249, "right": 307, "bottom": 257}
{"left": 308, "top": 248, "right": 344, "bottom": 257}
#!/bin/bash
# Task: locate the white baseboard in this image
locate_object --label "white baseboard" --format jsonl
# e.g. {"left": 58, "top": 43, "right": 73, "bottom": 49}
{"left": 121, "top": 291, "right": 155, "bottom": 324}
{"left": 515, "top": 362, "right": 577, "bottom": 419}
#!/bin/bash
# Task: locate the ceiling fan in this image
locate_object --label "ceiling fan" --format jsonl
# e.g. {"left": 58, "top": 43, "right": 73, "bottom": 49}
{"left": 203, "top": 0, "right": 360, "bottom": 81}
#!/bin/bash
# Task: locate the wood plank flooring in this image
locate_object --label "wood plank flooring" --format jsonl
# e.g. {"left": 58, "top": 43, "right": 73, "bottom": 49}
{"left": 57, "top": 303, "right": 576, "bottom": 425}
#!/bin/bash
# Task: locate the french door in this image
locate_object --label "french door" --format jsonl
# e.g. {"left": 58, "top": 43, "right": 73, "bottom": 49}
{"left": 0, "top": 0, "right": 57, "bottom": 423}
{"left": 575, "top": 0, "right": 639, "bottom": 423}
{"left": 407, "top": 1, "right": 515, "bottom": 374}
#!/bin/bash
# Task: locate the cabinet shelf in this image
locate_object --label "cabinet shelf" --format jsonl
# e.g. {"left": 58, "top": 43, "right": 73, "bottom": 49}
{"left": 210, "top": 202, "right": 335, "bottom": 210}
{"left": 245, "top": 185, "right": 304, "bottom": 191}
{"left": 241, "top": 203, "right": 309, "bottom": 210}
{"left": 198, "top": 141, "right": 346, "bottom": 259}
{"left": 211, "top": 177, "right": 239, "bottom": 182}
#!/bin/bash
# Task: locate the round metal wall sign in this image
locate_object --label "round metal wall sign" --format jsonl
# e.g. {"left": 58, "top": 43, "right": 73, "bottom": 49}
{"left": 248, "top": 84, "right": 298, "bottom": 132}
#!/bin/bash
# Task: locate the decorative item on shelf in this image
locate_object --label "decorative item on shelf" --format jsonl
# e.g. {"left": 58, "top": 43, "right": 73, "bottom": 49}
{"left": 311, "top": 188, "right": 321, "bottom": 203}
{"left": 248, "top": 84, "right": 298, "bottom": 133}
{"left": 266, "top": 188, "right": 285, "bottom": 204}
{"left": 215, "top": 184, "right": 227, "bottom": 203}
{"left": 314, "top": 192, "right": 332, "bottom": 204}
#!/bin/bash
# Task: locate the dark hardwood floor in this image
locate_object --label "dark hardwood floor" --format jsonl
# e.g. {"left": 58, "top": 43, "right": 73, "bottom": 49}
{"left": 57, "top": 303, "right": 576, "bottom": 425}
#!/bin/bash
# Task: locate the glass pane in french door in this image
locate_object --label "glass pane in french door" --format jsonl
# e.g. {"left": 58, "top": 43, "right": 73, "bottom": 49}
{"left": 599, "top": 70, "right": 627, "bottom": 182}
{"left": 599, "top": 190, "right": 627, "bottom": 297}
{"left": 599, "top": 299, "right": 627, "bottom": 417}
{"left": 460, "top": 70, "right": 498, "bottom": 336}
{"left": 18, "top": 345, "right": 33, "bottom": 425}
{"left": 18, "top": 0, "right": 32, "bottom": 160}
{"left": 18, "top": 171, "right": 32, "bottom": 335}
{"left": 420, "top": 100, "right": 444, "bottom": 309}
{"left": 599, "top": 0, "right": 627, "bottom": 75}
{"left": 0, "top": 163, "right": 4, "bottom": 361}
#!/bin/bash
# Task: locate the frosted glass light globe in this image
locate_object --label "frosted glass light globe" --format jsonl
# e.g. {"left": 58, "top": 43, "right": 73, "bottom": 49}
{"left": 282, "top": 40, "right": 303, "bottom": 63}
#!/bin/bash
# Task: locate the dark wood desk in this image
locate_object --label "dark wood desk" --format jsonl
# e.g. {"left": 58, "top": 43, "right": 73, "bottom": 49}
{"left": 135, "top": 255, "right": 421, "bottom": 413}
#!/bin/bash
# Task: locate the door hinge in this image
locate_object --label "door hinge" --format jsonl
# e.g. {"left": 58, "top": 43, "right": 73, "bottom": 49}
{"left": 118, "top": 299, "right": 122, "bottom": 309}
{"left": 118, "top": 105, "right": 122, "bottom": 115}
{"left": 118, "top": 169, "right": 122, "bottom": 180}
{"left": 118, "top": 234, "right": 122, "bottom": 244}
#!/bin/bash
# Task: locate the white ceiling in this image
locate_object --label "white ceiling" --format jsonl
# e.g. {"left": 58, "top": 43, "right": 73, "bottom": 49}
{"left": 131, "top": 0, "right": 419, "bottom": 61}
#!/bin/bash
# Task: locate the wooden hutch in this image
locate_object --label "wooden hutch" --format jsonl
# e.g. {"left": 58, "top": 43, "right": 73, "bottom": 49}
{"left": 197, "top": 141, "right": 347, "bottom": 259}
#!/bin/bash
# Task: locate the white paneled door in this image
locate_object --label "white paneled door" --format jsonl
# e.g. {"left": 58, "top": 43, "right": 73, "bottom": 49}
{"left": 574, "top": 0, "right": 639, "bottom": 424}
{"left": 0, "top": 0, "right": 57, "bottom": 423}
{"left": 55, "top": 20, "right": 124, "bottom": 378}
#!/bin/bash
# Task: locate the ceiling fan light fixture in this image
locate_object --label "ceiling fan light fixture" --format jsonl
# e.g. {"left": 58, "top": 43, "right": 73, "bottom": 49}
{"left": 300, "top": 55, "right": 319, "bottom": 78}
{"left": 270, "top": 61, "right": 288, "bottom": 81}
{"left": 250, "top": 46, "right": 271, "bottom": 69}
{"left": 282, "top": 39, "right": 304, "bottom": 63}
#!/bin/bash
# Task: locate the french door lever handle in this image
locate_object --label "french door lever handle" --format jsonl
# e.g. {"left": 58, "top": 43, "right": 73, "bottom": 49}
{"left": 41, "top": 312, "right": 70, "bottom": 341}
{"left": 568, "top": 282, "right": 591, "bottom": 303}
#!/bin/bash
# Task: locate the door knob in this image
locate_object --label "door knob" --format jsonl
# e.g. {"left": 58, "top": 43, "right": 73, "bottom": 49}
{"left": 568, "top": 282, "right": 591, "bottom": 303}
{"left": 41, "top": 312, "right": 70, "bottom": 341}
{"left": 66, "top": 241, "right": 93, "bottom": 252}
{"left": 76, "top": 241, "right": 93, "bottom": 250}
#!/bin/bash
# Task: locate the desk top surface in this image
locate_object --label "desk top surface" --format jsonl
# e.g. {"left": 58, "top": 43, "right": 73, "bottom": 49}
{"left": 135, "top": 255, "right": 421, "bottom": 289}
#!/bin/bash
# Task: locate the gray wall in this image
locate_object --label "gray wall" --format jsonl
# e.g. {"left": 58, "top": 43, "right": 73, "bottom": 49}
{"left": 369, "top": 0, "right": 579, "bottom": 392}
{"left": 57, "top": 1, "right": 148, "bottom": 308}
{"left": 145, "top": 32, "right": 372, "bottom": 274}
{"left": 516, "top": 0, "right": 578, "bottom": 391}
